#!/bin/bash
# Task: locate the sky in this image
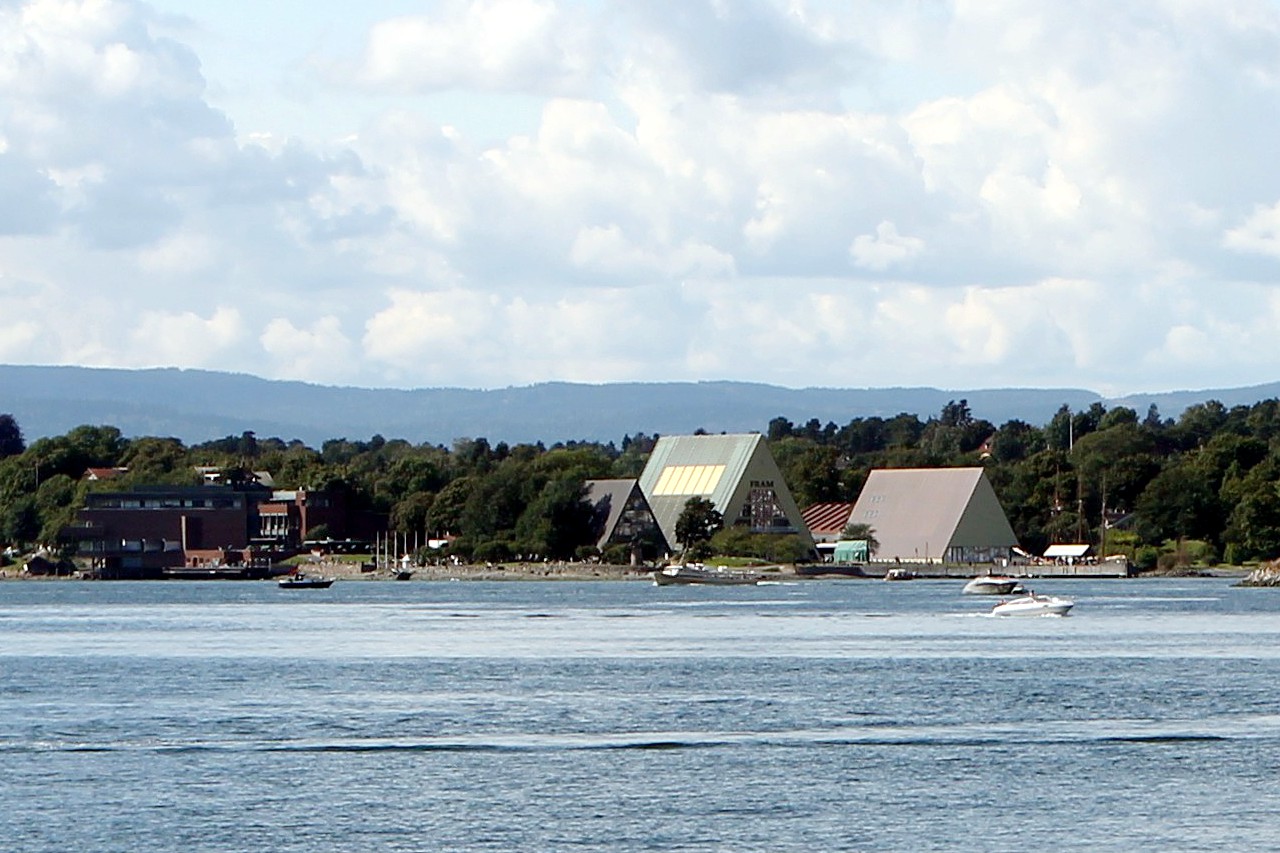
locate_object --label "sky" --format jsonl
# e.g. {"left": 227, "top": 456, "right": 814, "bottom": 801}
{"left": 2, "top": 0, "right": 1280, "bottom": 395}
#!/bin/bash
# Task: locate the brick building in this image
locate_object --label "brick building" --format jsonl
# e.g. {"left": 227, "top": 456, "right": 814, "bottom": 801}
{"left": 69, "top": 483, "right": 356, "bottom": 579}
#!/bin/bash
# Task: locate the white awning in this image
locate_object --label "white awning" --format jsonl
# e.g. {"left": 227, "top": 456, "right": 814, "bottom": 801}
{"left": 1043, "top": 544, "right": 1091, "bottom": 558}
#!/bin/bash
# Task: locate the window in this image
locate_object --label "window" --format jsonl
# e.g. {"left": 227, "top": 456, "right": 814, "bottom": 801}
{"left": 652, "top": 465, "right": 726, "bottom": 496}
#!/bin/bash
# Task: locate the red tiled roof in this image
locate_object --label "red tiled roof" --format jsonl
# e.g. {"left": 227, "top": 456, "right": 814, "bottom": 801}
{"left": 802, "top": 502, "right": 856, "bottom": 534}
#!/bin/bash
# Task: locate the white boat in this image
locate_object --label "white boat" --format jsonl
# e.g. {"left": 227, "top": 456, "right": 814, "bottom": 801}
{"left": 991, "top": 593, "right": 1073, "bottom": 616}
{"left": 652, "top": 564, "right": 762, "bottom": 586}
{"left": 962, "top": 575, "right": 1025, "bottom": 595}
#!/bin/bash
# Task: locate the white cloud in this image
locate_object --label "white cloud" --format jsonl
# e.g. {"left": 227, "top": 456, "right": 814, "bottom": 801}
{"left": 1223, "top": 201, "right": 1280, "bottom": 258}
{"left": 135, "top": 231, "right": 218, "bottom": 275}
{"left": 568, "top": 224, "right": 735, "bottom": 280}
{"left": 3, "top": 0, "right": 1280, "bottom": 398}
{"left": 616, "top": 0, "right": 854, "bottom": 97}
{"left": 126, "top": 306, "right": 247, "bottom": 368}
{"left": 850, "top": 221, "right": 924, "bottom": 271}
{"left": 354, "top": 0, "right": 595, "bottom": 95}
{"left": 260, "top": 316, "right": 357, "bottom": 384}
{"left": 362, "top": 286, "right": 690, "bottom": 386}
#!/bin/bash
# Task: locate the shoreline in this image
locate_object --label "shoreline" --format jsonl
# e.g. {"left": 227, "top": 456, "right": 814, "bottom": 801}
{"left": 0, "top": 561, "right": 1255, "bottom": 582}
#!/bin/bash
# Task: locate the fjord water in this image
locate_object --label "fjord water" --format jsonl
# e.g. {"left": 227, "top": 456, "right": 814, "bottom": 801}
{"left": 3, "top": 578, "right": 1279, "bottom": 852}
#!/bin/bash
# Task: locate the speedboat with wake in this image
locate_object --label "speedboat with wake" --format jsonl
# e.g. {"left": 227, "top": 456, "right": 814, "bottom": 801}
{"left": 991, "top": 592, "right": 1073, "bottom": 616}
{"left": 963, "top": 575, "right": 1025, "bottom": 595}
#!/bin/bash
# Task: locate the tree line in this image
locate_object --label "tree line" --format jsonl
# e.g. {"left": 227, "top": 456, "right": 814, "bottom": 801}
{"left": 2, "top": 395, "right": 1280, "bottom": 568}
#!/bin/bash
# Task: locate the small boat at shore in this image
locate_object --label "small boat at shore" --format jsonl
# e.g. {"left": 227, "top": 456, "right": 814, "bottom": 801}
{"left": 991, "top": 592, "right": 1073, "bottom": 616}
{"left": 963, "top": 575, "right": 1026, "bottom": 595}
{"left": 652, "top": 564, "right": 763, "bottom": 586}
{"left": 277, "top": 573, "right": 335, "bottom": 589}
{"left": 796, "top": 564, "right": 865, "bottom": 577}
{"left": 884, "top": 568, "right": 917, "bottom": 581}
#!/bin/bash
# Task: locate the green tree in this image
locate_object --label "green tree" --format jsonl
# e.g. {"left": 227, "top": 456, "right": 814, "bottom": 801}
{"left": 427, "top": 477, "right": 474, "bottom": 535}
{"left": 767, "top": 417, "right": 794, "bottom": 441}
{"left": 839, "top": 522, "right": 880, "bottom": 556}
{"left": 514, "top": 477, "right": 596, "bottom": 559}
{"left": 34, "top": 474, "right": 79, "bottom": 543}
{"left": 1136, "top": 462, "right": 1222, "bottom": 545}
{"left": 459, "top": 462, "right": 531, "bottom": 542}
{"left": 1225, "top": 481, "right": 1280, "bottom": 561}
{"left": 0, "top": 494, "right": 39, "bottom": 544}
{"left": 118, "top": 437, "right": 193, "bottom": 484}
{"left": 0, "top": 414, "right": 25, "bottom": 458}
{"left": 1173, "top": 401, "right": 1228, "bottom": 450}
{"left": 674, "top": 497, "right": 723, "bottom": 552}
{"left": 771, "top": 438, "right": 841, "bottom": 507}
{"left": 391, "top": 492, "right": 436, "bottom": 534}
{"left": 1046, "top": 404, "right": 1073, "bottom": 451}
{"left": 990, "top": 420, "right": 1040, "bottom": 463}
{"left": 1069, "top": 422, "right": 1160, "bottom": 514}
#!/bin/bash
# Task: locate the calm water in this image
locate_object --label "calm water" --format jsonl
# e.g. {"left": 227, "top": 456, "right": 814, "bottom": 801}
{"left": 3, "top": 577, "right": 1280, "bottom": 852}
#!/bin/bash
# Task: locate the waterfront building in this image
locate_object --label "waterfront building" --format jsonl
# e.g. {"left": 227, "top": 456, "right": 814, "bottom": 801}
{"left": 584, "top": 479, "right": 670, "bottom": 560}
{"left": 67, "top": 482, "right": 354, "bottom": 578}
{"left": 637, "top": 433, "right": 814, "bottom": 552}
{"left": 802, "top": 501, "right": 858, "bottom": 561}
{"left": 849, "top": 467, "right": 1018, "bottom": 565}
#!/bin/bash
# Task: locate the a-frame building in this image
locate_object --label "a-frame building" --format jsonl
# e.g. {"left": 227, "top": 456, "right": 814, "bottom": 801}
{"left": 638, "top": 433, "right": 813, "bottom": 551}
{"left": 849, "top": 467, "right": 1018, "bottom": 564}
{"left": 583, "top": 479, "right": 669, "bottom": 557}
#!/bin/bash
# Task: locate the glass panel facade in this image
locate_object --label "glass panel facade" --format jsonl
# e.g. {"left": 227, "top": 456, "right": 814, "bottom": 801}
{"left": 651, "top": 465, "right": 726, "bottom": 496}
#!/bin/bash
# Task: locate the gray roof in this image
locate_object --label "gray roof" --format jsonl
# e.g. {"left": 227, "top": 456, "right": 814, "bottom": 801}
{"left": 638, "top": 433, "right": 812, "bottom": 548}
{"left": 584, "top": 479, "right": 665, "bottom": 551}
{"left": 849, "top": 467, "right": 1017, "bottom": 562}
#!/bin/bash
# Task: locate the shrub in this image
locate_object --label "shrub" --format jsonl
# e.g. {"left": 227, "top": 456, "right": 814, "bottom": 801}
{"left": 1175, "top": 539, "right": 1218, "bottom": 566}
{"left": 708, "top": 527, "right": 812, "bottom": 563}
{"left": 1133, "top": 545, "right": 1159, "bottom": 571}
{"left": 602, "top": 543, "right": 632, "bottom": 565}
{"left": 447, "top": 538, "right": 475, "bottom": 561}
{"left": 686, "top": 541, "right": 714, "bottom": 561}
{"left": 472, "top": 540, "right": 512, "bottom": 563}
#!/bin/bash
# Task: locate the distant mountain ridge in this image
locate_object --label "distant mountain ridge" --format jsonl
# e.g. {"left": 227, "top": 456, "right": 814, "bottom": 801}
{"left": 0, "top": 364, "right": 1276, "bottom": 447}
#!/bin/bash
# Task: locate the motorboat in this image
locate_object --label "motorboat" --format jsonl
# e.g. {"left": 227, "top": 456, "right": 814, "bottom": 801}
{"left": 652, "top": 564, "right": 762, "bottom": 586}
{"left": 884, "top": 568, "right": 917, "bottom": 581}
{"left": 991, "top": 593, "right": 1073, "bottom": 616}
{"left": 962, "top": 575, "right": 1025, "bottom": 595}
{"left": 277, "top": 572, "right": 335, "bottom": 589}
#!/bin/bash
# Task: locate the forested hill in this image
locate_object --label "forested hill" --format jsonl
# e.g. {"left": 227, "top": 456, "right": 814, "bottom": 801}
{"left": 0, "top": 363, "right": 1276, "bottom": 445}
